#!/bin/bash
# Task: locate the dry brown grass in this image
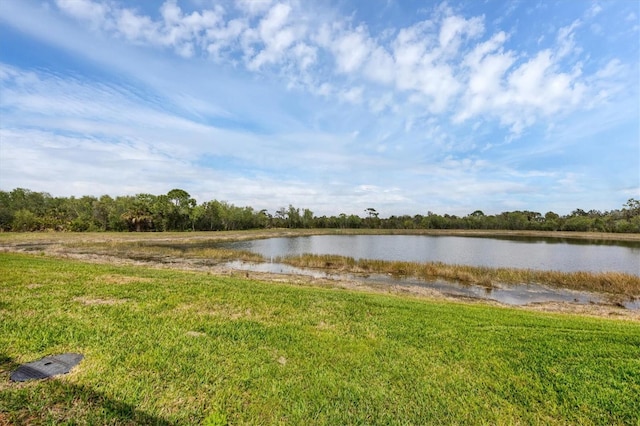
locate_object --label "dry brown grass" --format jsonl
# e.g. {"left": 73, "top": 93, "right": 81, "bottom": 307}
{"left": 281, "top": 254, "right": 640, "bottom": 297}
{"left": 96, "top": 274, "right": 154, "bottom": 285}
{"left": 73, "top": 297, "right": 128, "bottom": 306}
{"left": 61, "top": 240, "right": 264, "bottom": 264}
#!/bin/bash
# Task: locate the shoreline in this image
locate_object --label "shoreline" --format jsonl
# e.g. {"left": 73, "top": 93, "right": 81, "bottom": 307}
{"left": 1, "top": 230, "right": 639, "bottom": 321}
{"left": 2, "top": 228, "right": 640, "bottom": 243}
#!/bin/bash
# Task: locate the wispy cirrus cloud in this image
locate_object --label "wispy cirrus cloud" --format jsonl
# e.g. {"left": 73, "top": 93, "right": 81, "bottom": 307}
{"left": 0, "top": 0, "right": 637, "bottom": 215}
{"left": 47, "top": 0, "right": 627, "bottom": 136}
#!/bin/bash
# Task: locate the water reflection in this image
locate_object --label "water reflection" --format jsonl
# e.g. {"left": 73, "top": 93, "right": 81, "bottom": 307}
{"left": 622, "top": 299, "right": 640, "bottom": 310}
{"left": 468, "top": 234, "right": 640, "bottom": 248}
{"left": 224, "top": 235, "right": 640, "bottom": 275}
{"left": 223, "top": 260, "right": 620, "bottom": 308}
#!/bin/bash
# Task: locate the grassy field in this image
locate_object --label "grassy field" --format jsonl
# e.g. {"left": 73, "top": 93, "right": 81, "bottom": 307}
{"left": 1, "top": 252, "right": 639, "bottom": 425}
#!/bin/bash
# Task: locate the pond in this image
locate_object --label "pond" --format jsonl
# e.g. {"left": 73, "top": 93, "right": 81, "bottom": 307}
{"left": 223, "top": 234, "right": 640, "bottom": 275}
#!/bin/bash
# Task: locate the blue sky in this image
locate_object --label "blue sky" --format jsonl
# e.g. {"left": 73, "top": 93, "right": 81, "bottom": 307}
{"left": 0, "top": 0, "right": 638, "bottom": 216}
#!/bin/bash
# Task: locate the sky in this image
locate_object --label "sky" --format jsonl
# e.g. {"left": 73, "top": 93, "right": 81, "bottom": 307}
{"left": 0, "top": 0, "right": 638, "bottom": 217}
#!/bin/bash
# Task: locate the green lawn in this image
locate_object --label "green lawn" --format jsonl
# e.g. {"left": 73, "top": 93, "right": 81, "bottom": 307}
{"left": 1, "top": 252, "right": 639, "bottom": 425}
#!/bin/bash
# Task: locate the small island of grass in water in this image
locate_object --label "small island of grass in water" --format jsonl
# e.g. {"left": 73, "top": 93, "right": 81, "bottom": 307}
{"left": 279, "top": 253, "right": 640, "bottom": 298}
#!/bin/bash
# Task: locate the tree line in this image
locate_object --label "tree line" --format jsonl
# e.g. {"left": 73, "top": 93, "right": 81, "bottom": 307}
{"left": 1, "top": 188, "right": 639, "bottom": 233}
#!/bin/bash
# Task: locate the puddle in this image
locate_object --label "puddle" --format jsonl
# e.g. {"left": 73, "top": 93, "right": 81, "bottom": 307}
{"left": 222, "top": 261, "right": 635, "bottom": 309}
{"left": 224, "top": 260, "right": 334, "bottom": 279}
{"left": 622, "top": 299, "right": 640, "bottom": 310}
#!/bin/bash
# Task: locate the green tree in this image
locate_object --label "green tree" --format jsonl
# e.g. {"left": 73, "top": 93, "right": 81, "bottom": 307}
{"left": 543, "top": 211, "right": 560, "bottom": 231}
{"left": 12, "top": 209, "right": 40, "bottom": 231}
{"left": 287, "top": 205, "right": 301, "bottom": 228}
{"left": 257, "top": 209, "right": 270, "bottom": 229}
{"left": 347, "top": 214, "right": 362, "bottom": 228}
{"left": 364, "top": 208, "right": 380, "bottom": 228}
{"left": 200, "top": 200, "right": 223, "bottom": 230}
{"left": 562, "top": 216, "right": 594, "bottom": 232}
{"left": 121, "top": 194, "right": 155, "bottom": 232}
{"left": 93, "top": 195, "right": 114, "bottom": 231}
{"left": 167, "top": 189, "right": 196, "bottom": 231}
{"left": 67, "top": 196, "right": 99, "bottom": 231}
{"left": 302, "top": 208, "right": 314, "bottom": 228}
{"left": 0, "top": 191, "right": 13, "bottom": 231}
{"left": 623, "top": 198, "right": 640, "bottom": 219}
{"left": 273, "top": 207, "right": 287, "bottom": 228}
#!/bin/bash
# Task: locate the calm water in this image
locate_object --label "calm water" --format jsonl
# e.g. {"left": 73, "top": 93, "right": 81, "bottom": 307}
{"left": 225, "top": 235, "right": 640, "bottom": 275}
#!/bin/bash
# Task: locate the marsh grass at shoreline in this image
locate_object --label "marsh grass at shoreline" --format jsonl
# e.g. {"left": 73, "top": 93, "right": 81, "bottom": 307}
{"left": 280, "top": 254, "right": 640, "bottom": 298}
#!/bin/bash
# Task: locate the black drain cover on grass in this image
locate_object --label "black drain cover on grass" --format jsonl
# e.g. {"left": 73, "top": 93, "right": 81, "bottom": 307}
{"left": 10, "top": 353, "right": 84, "bottom": 382}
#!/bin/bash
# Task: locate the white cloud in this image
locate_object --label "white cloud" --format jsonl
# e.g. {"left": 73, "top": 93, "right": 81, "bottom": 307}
{"left": 246, "top": 3, "right": 299, "bottom": 69}
{"left": 456, "top": 33, "right": 515, "bottom": 122}
{"left": 595, "top": 58, "right": 624, "bottom": 79}
{"left": 453, "top": 21, "right": 612, "bottom": 135}
{"left": 116, "top": 8, "right": 159, "bottom": 44}
{"left": 56, "top": 0, "right": 226, "bottom": 58}
{"left": 389, "top": 19, "right": 463, "bottom": 112}
{"left": 314, "top": 82, "right": 332, "bottom": 97}
{"left": 291, "top": 42, "right": 317, "bottom": 70}
{"left": 205, "top": 18, "right": 246, "bottom": 59}
{"left": 158, "top": 1, "right": 222, "bottom": 56}
{"left": 235, "top": 0, "right": 273, "bottom": 16}
{"left": 47, "top": 0, "right": 626, "bottom": 137}
{"left": 363, "top": 46, "right": 395, "bottom": 84}
{"left": 392, "top": 21, "right": 430, "bottom": 69}
{"left": 502, "top": 49, "right": 584, "bottom": 133}
{"left": 438, "top": 15, "right": 484, "bottom": 52}
{"left": 368, "top": 93, "right": 394, "bottom": 113}
{"left": 555, "top": 19, "right": 581, "bottom": 59}
{"left": 331, "top": 26, "right": 373, "bottom": 74}
{"left": 585, "top": 3, "right": 602, "bottom": 19}
{"left": 339, "top": 86, "right": 364, "bottom": 104}
{"left": 55, "top": 0, "right": 109, "bottom": 28}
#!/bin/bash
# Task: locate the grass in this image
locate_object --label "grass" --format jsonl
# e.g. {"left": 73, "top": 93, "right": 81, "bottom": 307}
{"left": 281, "top": 254, "right": 640, "bottom": 298}
{"left": 1, "top": 252, "right": 640, "bottom": 425}
{"left": 65, "top": 239, "right": 266, "bottom": 263}
{"left": 2, "top": 228, "right": 640, "bottom": 241}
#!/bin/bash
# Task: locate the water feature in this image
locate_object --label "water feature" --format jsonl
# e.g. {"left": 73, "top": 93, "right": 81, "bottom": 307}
{"left": 223, "top": 234, "right": 640, "bottom": 275}
{"left": 217, "top": 235, "right": 639, "bottom": 309}
{"left": 222, "top": 260, "right": 611, "bottom": 307}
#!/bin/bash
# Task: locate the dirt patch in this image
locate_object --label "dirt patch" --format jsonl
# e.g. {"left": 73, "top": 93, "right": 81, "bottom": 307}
{"left": 175, "top": 302, "right": 258, "bottom": 321}
{"left": 521, "top": 301, "right": 640, "bottom": 321}
{"left": 186, "top": 331, "right": 207, "bottom": 337}
{"left": 316, "top": 320, "right": 334, "bottom": 330}
{"left": 97, "top": 274, "right": 153, "bottom": 285}
{"left": 0, "top": 412, "right": 13, "bottom": 426}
